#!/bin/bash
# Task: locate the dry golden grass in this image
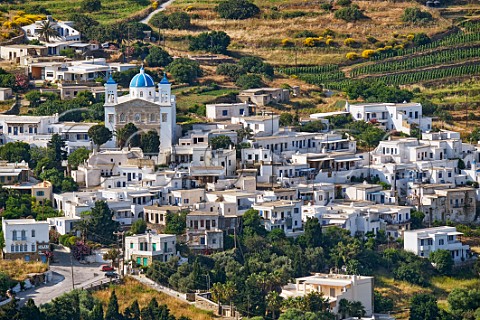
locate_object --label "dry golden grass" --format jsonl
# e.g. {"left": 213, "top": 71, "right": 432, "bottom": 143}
{"left": 160, "top": 0, "right": 452, "bottom": 66}
{"left": 92, "top": 277, "right": 215, "bottom": 320}
{"left": 0, "top": 259, "right": 48, "bottom": 281}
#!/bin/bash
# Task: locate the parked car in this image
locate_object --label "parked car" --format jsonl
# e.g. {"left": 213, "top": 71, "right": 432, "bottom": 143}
{"left": 105, "top": 271, "right": 118, "bottom": 278}
{"left": 101, "top": 265, "right": 114, "bottom": 272}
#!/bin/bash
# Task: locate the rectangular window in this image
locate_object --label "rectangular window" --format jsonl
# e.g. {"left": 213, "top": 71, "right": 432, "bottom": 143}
{"left": 222, "top": 110, "right": 228, "bottom": 116}
{"left": 130, "top": 243, "right": 133, "bottom": 249}
{"left": 212, "top": 220, "right": 216, "bottom": 228}
{"left": 152, "top": 243, "right": 156, "bottom": 251}
{"left": 200, "top": 220, "right": 204, "bottom": 228}
{"left": 162, "top": 113, "right": 168, "bottom": 122}
{"left": 36, "top": 191, "right": 44, "bottom": 197}
{"left": 31, "top": 244, "right": 35, "bottom": 252}
{"left": 31, "top": 230, "right": 35, "bottom": 237}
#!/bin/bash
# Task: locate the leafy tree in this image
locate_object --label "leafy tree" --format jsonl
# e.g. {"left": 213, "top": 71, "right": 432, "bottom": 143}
{"left": 242, "top": 208, "right": 266, "bottom": 237}
{"left": 429, "top": 249, "right": 454, "bottom": 275}
{"left": 88, "top": 125, "right": 112, "bottom": 150}
{"left": 410, "top": 293, "right": 439, "bottom": 320}
{"left": 278, "top": 308, "right": 318, "bottom": 320}
{"left": 447, "top": 288, "right": 480, "bottom": 318}
{"left": 215, "top": 0, "right": 260, "bottom": 20}
{"left": 150, "top": 12, "right": 170, "bottom": 29}
{"left": 25, "top": 91, "right": 42, "bottom": 108}
{"left": 168, "top": 12, "right": 191, "bottom": 29}
{"left": 68, "top": 13, "right": 100, "bottom": 41}
{"left": 117, "top": 123, "right": 140, "bottom": 149}
{"left": 410, "top": 210, "right": 425, "bottom": 229}
{"left": 297, "top": 120, "right": 326, "bottom": 133}
{"left": 130, "top": 219, "right": 147, "bottom": 234}
{"left": 81, "top": 0, "right": 102, "bottom": 12}
{"left": 103, "top": 248, "right": 121, "bottom": 268}
{"left": 140, "top": 130, "right": 160, "bottom": 157}
{"left": 210, "top": 135, "right": 232, "bottom": 149}
{"left": 374, "top": 291, "right": 394, "bottom": 313}
{"left": 105, "top": 290, "right": 121, "bottom": 320}
{"left": 345, "top": 81, "right": 413, "bottom": 103}
{"left": 166, "top": 58, "right": 202, "bottom": 84}
{"left": 394, "top": 263, "right": 425, "bottom": 285}
{"left": 412, "top": 32, "right": 431, "bottom": 46}
{"left": 38, "top": 20, "right": 60, "bottom": 43}
{"left": 298, "top": 217, "right": 322, "bottom": 248}
{"left": 239, "top": 56, "right": 274, "bottom": 77}
{"left": 145, "top": 46, "right": 172, "bottom": 67}
{"left": 87, "top": 201, "right": 119, "bottom": 245}
{"left": 165, "top": 211, "right": 187, "bottom": 234}
{"left": 2, "top": 193, "right": 33, "bottom": 219}
{"left": 189, "top": 31, "right": 231, "bottom": 54}
{"left": 0, "top": 141, "right": 30, "bottom": 163}
{"left": 334, "top": 6, "right": 365, "bottom": 22}
{"left": 402, "top": 8, "right": 433, "bottom": 24}
{"left": 216, "top": 63, "right": 246, "bottom": 81}
{"left": 67, "top": 147, "right": 90, "bottom": 170}
{"left": 280, "top": 113, "right": 294, "bottom": 126}
{"left": 235, "top": 74, "right": 263, "bottom": 89}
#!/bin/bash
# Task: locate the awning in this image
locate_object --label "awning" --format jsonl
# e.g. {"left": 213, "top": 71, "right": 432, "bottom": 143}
{"left": 130, "top": 193, "right": 155, "bottom": 197}
{"left": 334, "top": 157, "right": 362, "bottom": 162}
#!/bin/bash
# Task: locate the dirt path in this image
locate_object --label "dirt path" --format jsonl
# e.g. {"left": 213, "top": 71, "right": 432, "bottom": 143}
{"left": 140, "top": 0, "right": 176, "bottom": 25}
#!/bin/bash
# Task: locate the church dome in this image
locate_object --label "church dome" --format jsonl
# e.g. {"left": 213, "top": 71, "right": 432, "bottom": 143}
{"left": 129, "top": 66, "right": 155, "bottom": 88}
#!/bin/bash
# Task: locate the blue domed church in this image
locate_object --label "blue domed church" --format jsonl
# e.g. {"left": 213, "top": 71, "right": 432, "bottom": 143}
{"left": 103, "top": 67, "right": 176, "bottom": 164}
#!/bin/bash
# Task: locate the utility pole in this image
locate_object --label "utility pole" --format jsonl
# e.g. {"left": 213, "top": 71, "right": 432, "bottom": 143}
{"left": 114, "top": 231, "right": 125, "bottom": 277}
{"left": 70, "top": 249, "right": 75, "bottom": 290}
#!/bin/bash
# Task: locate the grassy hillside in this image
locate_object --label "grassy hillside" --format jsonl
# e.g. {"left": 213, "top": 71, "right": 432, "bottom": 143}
{"left": 1, "top": 0, "right": 152, "bottom": 24}
{"left": 93, "top": 277, "right": 214, "bottom": 320}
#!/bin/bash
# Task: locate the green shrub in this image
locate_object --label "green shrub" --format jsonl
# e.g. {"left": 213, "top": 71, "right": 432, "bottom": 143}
{"left": 320, "top": 2, "right": 333, "bottom": 11}
{"left": 215, "top": 0, "right": 260, "bottom": 20}
{"left": 334, "top": 5, "right": 365, "bottom": 21}
{"left": 336, "top": 0, "right": 352, "bottom": 6}
{"left": 216, "top": 63, "right": 246, "bottom": 80}
{"left": 189, "top": 31, "right": 231, "bottom": 54}
{"left": 293, "top": 30, "right": 318, "bottom": 38}
{"left": 81, "top": 0, "right": 101, "bottom": 12}
{"left": 402, "top": 7, "right": 433, "bottom": 24}
{"left": 235, "top": 74, "right": 264, "bottom": 89}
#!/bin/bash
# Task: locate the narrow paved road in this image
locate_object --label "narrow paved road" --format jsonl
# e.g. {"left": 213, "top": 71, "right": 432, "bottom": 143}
{"left": 16, "top": 246, "right": 109, "bottom": 306}
{"left": 141, "top": 0, "right": 176, "bottom": 25}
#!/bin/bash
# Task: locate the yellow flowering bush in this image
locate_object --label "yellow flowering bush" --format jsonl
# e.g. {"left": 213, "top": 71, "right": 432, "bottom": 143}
{"left": 346, "top": 52, "right": 359, "bottom": 60}
{"left": 344, "top": 38, "right": 356, "bottom": 47}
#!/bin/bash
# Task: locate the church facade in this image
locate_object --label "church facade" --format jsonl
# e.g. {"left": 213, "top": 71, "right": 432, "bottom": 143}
{"left": 103, "top": 67, "right": 177, "bottom": 164}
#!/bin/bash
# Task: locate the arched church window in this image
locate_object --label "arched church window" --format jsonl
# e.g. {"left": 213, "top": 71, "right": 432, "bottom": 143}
{"left": 120, "top": 113, "right": 126, "bottom": 122}
{"left": 140, "top": 91, "right": 144, "bottom": 97}
{"left": 135, "top": 113, "right": 141, "bottom": 122}
{"left": 149, "top": 91, "right": 152, "bottom": 97}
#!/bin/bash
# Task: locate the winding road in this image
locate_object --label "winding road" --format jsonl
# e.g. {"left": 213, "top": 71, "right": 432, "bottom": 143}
{"left": 16, "top": 246, "right": 109, "bottom": 307}
{"left": 141, "top": 0, "right": 177, "bottom": 25}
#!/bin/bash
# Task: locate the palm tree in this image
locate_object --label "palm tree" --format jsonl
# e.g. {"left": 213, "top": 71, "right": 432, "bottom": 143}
{"left": 73, "top": 212, "right": 91, "bottom": 242}
{"left": 211, "top": 282, "right": 224, "bottom": 315}
{"left": 266, "top": 291, "right": 283, "bottom": 319}
{"left": 338, "top": 299, "right": 350, "bottom": 319}
{"left": 38, "top": 20, "right": 60, "bottom": 43}
{"left": 349, "top": 301, "right": 366, "bottom": 319}
{"left": 223, "top": 281, "right": 237, "bottom": 317}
